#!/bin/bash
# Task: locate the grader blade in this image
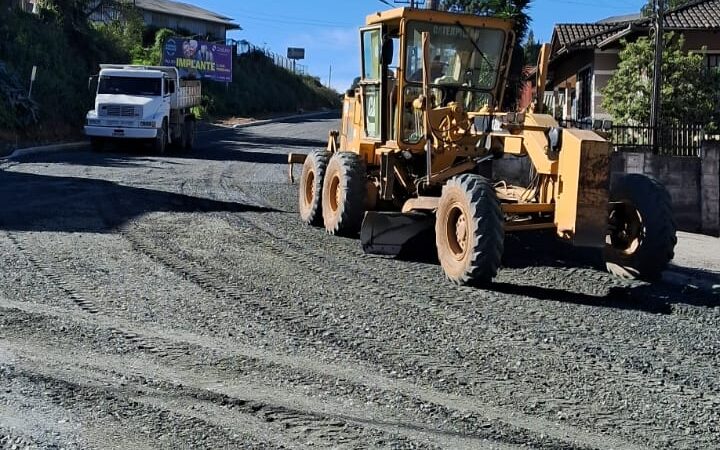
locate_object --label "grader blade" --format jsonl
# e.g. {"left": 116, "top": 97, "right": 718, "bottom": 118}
{"left": 360, "top": 212, "right": 434, "bottom": 256}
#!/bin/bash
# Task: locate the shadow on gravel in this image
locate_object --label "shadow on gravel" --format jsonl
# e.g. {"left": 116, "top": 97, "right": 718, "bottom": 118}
{"left": 10, "top": 151, "right": 177, "bottom": 168}
{"left": 179, "top": 147, "right": 300, "bottom": 164}
{"left": 0, "top": 171, "right": 276, "bottom": 233}
{"left": 392, "top": 229, "right": 719, "bottom": 312}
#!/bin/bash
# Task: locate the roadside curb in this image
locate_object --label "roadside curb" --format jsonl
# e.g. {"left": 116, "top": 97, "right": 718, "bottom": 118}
{"left": 5, "top": 141, "right": 89, "bottom": 160}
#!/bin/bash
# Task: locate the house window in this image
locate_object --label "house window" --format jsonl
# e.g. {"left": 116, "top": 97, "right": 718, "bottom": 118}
{"left": 707, "top": 54, "right": 720, "bottom": 70}
{"left": 577, "top": 68, "right": 592, "bottom": 121}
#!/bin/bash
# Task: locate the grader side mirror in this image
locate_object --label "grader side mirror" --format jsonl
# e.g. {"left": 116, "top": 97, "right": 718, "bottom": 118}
{"left": 382, "top": 37, "right": 394, "bottom": 66}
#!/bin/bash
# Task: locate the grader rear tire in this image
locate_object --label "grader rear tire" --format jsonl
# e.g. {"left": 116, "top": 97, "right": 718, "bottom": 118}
{"left": 322, "top": 152, "right": 366, "bottom": 235}
{"left": 436, "top": 174, "right": 504, "bottom": 286}
{"left": 298, "top": 150, "right": 330, "bottom": 225}
{"left": 605, "top": 174, "right": 676, "bottom": 281}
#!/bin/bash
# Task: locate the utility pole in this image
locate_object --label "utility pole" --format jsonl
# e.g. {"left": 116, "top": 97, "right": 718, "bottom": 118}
{"left": 328, "top": 65, "right": 332, "bottom": 89}
{"left": 650, "top": 0, "right": 664, "bottom": 153}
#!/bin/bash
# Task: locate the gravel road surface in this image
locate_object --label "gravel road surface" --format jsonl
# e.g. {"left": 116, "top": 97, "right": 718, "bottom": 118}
{"left": 1, "top": 113, "right": 719, "bottom": 449}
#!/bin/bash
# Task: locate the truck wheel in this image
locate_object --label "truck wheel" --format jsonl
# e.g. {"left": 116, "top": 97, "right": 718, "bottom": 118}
{"left": 184, "top": 119, "right": 196, "bottom": 151}
{"left": 299, "top": 150, "right": 330, "bottom": 225}
{"left": 154, "top": 121, "right": 167, "bottom": 155}
{"left": 436, "top": 174, "right": 504, "bottom": 286}
{"left": 90, "top": 138, "right": 104, "bottom": 152}
{"left": 605, "top": 174, "right": 676, "bottom": 281}
{"left": 322, "top": 152, "right": 366, "bottom": 235}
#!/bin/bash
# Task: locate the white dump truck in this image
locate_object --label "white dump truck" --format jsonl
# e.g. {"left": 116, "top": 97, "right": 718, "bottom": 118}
{"left": 85, "top": 65, "right": 201, "bottom": 153}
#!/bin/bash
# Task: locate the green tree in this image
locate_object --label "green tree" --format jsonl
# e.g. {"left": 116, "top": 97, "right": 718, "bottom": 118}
{"left": 523, "top": 29, "right": 541, "bottom": 66}
{"left": 602, "top": 33, "right": 720, "bottom": 125}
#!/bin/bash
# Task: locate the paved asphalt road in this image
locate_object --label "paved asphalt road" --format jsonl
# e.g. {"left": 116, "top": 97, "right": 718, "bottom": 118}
{"left": 0, "top": 113, "right": 719, "bottom": 449}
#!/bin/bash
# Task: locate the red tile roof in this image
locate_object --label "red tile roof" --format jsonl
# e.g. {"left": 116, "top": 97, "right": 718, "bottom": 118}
{"left": 551, "top": 0, "right": 720, "bottom": 58}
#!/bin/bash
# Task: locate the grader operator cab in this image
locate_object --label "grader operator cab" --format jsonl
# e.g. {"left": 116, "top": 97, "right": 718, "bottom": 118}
{"left": 289, "top": 6, "right": 676, "bottom": 286}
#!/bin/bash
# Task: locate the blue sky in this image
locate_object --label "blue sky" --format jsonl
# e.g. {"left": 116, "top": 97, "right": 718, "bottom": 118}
{"left": 199, "top": 0, "right": 647, "bottom": 91}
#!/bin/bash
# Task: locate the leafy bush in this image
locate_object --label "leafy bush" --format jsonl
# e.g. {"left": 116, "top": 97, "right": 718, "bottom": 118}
{"left": 0, "top": 7, "right": 125, "bottom": 133}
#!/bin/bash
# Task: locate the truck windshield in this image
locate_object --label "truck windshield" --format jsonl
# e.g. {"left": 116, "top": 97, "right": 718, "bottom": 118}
{"left": 98, "top": 76, "right": 162, "bottom": 96}
{"left": 405, "top": 21, "right": 506, "bottom": 90}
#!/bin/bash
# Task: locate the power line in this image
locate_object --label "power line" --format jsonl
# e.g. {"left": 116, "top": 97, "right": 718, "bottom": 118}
{"left": 229, "top": 8, "right": 356, "bottom": 27}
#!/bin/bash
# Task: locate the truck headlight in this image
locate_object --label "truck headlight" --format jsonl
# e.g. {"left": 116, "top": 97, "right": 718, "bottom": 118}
{"left": 87, "top": 118, "right": 101, "bottom": 126}
{"left": 140, "top": 120, "right": 156, "bottom": 128}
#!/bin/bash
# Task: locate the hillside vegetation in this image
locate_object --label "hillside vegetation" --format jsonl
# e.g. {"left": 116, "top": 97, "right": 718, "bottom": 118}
{"left": 0, "top": 6, "right": 339, "bottom": 148}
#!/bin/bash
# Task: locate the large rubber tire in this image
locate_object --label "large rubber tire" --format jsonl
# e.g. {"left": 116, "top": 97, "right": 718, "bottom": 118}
{"left": 154, "top": 121, "right": 167, "bottom": 155}
{"left": 298, "top": 150, "right": 330, "bottom": 225}
{"left": 184, "top": 118, "right": 196, "bottom": 151}
{"left": 322, "top": 152, "right": 366, "bottom": 235}
{"left": 605, "top": 173, "right": 677, "bottom": 281}
{"left": 436, "top": 174, "right": 504, "bottom": 286}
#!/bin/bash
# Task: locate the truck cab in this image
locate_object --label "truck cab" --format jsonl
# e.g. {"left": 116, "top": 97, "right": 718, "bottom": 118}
{"left": 85, "top": 65, "right": 200, "bottom": 154}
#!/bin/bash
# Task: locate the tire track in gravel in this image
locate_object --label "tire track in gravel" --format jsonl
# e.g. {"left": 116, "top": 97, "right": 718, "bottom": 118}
{"left": 210, "top": 178, "right": 720, "bottom": 379}
{"left": 174, "top": 176, "right": 720, "bottom": 448}
{"left": 1, "top": 230, "right": 458, "bottom": 449}
{"left": 114, "top": 223, "right": 664, "bottom": 444}
{"left": 0, "top": 205, "right": 528, "bottom": 447}
{"left": 0, "top": 232, "right": 438, "bottom": 449}
{"left": 1, "top": 336, "right": 426, "bottom": 450}
{"left": 117, "top": 221, "right": 592, "bottom": 449}
{"left": 2, "top": 231, "right": 197, "bottom": 360}
{"left": 220, "top": 179, "right": 720, "bottom": 386}
{"left": 0, "top": 302, "right": 535, "bottom": 450}
{"left": 94, "top": 188, "right": 642, "bottom": 450}
{"left": 1, "top": 360, "right": 276, "bottom": 449}
{"left": 218, "top": 210, "right": 720, "bottom": 448}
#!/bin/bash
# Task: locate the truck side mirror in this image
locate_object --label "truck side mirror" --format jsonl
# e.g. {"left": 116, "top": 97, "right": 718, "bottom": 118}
{"left": 88, "top": 75, "right": 98, "bottom": 93}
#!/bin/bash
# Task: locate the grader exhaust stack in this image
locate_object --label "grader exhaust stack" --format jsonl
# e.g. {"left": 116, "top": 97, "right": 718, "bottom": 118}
{"left": 288, "top": 6, "right": 676, "bottom": 286}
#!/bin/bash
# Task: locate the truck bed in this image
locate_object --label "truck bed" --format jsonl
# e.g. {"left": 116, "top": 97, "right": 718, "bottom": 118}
{"left": 174, "top": 80, "right": 201, "bottom": 110}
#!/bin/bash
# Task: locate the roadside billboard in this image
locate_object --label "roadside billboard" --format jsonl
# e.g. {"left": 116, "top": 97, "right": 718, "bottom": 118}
{"left": 163, "top": 37, "right": 233, "bottom": 82}
{"left": 287, "top": 47, "right": 305, "bottom": 60}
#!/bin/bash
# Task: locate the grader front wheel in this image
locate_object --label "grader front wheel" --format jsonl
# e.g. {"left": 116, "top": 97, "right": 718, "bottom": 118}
{"left": 436, "top": 174, "right": 504, "bottom": 286}
{"left": 605, "top": 174, "right": 677, "bottom": 281}
{"left": 298, "top": 150, "right": 330, "bottom": 225}
{"left": 322, "top": 152, "right": 366, "bottom": 235}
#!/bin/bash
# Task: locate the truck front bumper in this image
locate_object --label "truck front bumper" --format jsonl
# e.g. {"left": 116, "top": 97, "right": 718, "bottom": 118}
{"left": 84, "top": 126, "right": 158, "bottom": 139}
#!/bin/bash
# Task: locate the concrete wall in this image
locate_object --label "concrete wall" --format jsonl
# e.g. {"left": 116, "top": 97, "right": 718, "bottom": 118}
{"left": 611, "top": 142, "right": 720, "bottom": 236}
{"left": 701, "top": 141, "right": 720, "bottom": 235}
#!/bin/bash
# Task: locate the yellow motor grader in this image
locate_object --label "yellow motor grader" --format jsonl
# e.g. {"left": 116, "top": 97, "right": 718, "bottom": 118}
{"left": 288, "top": 6, "right": 676, "bottom": 286}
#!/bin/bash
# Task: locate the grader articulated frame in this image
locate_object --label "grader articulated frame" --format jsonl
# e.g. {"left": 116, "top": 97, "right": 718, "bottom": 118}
{"left": 288, "top": 6, "right": 676, "bottom": 286}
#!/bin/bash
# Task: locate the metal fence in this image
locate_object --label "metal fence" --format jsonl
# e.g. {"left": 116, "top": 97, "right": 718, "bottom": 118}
{"left": 560, "top": 120, "right": 705, "bottom": 157}
{"left": 227, "top": 39, "right": 307, "bottom": 76}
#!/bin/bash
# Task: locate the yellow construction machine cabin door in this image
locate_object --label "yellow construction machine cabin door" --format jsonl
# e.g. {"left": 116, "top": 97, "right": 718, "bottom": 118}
{"left": 360, "top": 26, "right": 385, "bottom": 144}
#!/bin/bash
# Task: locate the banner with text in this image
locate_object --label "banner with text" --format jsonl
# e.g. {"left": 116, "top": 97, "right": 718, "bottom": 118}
{"left": 163, "top": 37, "right": 232, "bottom": 82}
